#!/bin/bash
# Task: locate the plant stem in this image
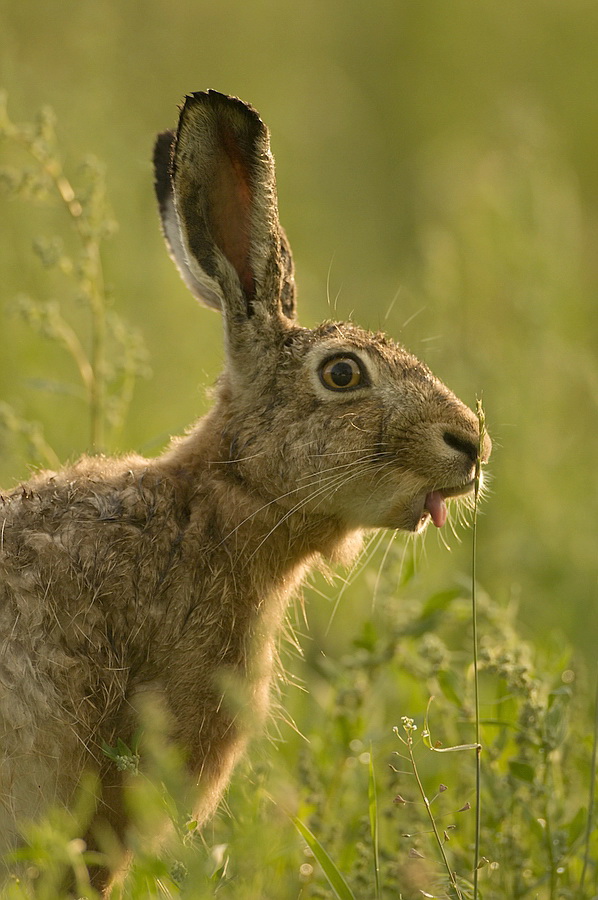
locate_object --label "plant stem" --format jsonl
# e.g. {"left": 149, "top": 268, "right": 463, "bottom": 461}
{"left": 472, "top": 399, "right": 485, "bottom": 898}
{"left": 368, "top": 750, "right": 381, "bottom": 900}
{"left": 580, "top": 660, "right": 598, "bottom": 895}
{"left": 8, "top": 113, "right": 107, "bottom": 452}
{"left": 404, "top": 729, "right": 463, "bottom": 900}
{"left": 542, "top": 752, "right": 557, "bottom": 900}
{"left": 86, "top": 238, "right": 107, "bottom": 452}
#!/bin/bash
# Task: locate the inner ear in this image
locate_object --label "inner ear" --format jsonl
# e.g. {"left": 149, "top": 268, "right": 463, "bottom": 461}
{"left": 211, "top": 125, "right": 255, "bottom": 300}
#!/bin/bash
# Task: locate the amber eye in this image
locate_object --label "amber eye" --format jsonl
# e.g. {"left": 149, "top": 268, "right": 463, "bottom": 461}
{"left": 319, "top": 356, "right": 363, "bottom": 391}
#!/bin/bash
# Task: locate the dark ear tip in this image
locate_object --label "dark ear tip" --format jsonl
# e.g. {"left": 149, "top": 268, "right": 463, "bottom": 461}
{"left": 154, "top": 130, "right": 175, "bottom": 167}
{"left": 181, "top": 90, "right": 265, "bottom": 132}
{"left": 153, "top": 130, "right": 176, "bottom": 205}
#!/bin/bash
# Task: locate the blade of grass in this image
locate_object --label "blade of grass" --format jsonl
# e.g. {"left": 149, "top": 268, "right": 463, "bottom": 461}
{"left": 293, "top": 817, "right": 357, "bottom": 900}
{"left": 471, "top": 397, "right": 486, "bottom": 898}
{"left": 580, "top": 660, "right": 598, "bottom": 894}
{"left": 368, "top": 748, "right": 381, "bottom": 899}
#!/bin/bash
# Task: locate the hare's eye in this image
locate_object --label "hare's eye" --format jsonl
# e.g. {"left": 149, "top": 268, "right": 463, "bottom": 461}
{"left": 319, "top": 356, "right": 363, "bottom": 391}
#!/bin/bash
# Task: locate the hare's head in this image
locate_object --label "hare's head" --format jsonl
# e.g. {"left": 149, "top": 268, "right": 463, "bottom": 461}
{"left": 155, "top": 91, "right": 490, "bottom": 535}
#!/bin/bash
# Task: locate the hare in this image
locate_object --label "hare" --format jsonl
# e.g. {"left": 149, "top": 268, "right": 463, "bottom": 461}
{"left": 0, "top": 90, "right": 491, "bottom": 871}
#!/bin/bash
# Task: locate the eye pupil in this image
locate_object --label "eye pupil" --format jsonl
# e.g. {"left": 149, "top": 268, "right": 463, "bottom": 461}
{"left": 330, "top": 361, "right": 353, "bottom": 386}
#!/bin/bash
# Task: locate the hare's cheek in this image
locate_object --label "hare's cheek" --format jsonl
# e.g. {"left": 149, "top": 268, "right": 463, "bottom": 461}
{"left": 375, "top": 495, "right": 429, "bottom": 533}
{"left": 320, "top": 479, "right": 405, "bottom": 531}
{"left": 346, "top": 473, "right": 430, "bottom": 532}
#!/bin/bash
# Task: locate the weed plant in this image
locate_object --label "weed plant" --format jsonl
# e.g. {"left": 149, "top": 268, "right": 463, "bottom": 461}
{"left": 0, "top": 100, "right": 596, "bottom": 900}
{"left": 0, "top": 92, "right": 149, "bottom": 465}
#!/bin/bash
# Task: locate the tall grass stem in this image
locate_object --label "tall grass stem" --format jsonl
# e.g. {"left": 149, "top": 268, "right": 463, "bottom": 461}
{"left": 368, "top": 749, "right": 381, "bottom": 899}
{"left": 580, "top": 660, "right": 598, "bottom": 893}
{"left": 472, "top": 398, "right": 486, "bottom": 898}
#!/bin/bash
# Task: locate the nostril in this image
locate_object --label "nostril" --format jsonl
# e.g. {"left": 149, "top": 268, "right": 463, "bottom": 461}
{"left": 443, "top": 431, "right": 478, "bottom": 464}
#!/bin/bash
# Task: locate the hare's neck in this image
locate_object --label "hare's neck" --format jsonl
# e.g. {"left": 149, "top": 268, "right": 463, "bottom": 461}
{"left": 158, "top": 407, "right": 363, "bottom": 587}
{"left": 151, "top": 410, "right": 364, "bottom": 750}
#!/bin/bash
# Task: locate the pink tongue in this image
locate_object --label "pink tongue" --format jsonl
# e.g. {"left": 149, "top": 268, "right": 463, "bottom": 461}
{"left": 425, "top": 491, "right": 447, "bottom": 528}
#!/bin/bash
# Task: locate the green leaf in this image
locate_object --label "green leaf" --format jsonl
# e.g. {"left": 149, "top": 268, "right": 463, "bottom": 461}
{"left": 437, "top": 669, "right": 463, "bottom": 708}
{"left": 429, "top": 742, "right": 479, "bottom": 754}
{"left": 508, "top": 760, "right": 535, "bottom": 783}
{"left": 421, "top": 589, "right": 461, "bottom": 618}
{"left": 567, "top": 805, "right": 587, "bottom": 846}
{"left": 399, "top": 550, "right": 416, "bottom": 586}
{"left": 404, "top": 589, "right": 462, "bottom": 637}
{"left": 423, "top": 698, "right": 477, "bottom": 752}
{"left": 353, "top": 620, "right": 378, "bottom": 652}
{"left": 543, "top": 692, "right": 570, "bottom": 751}
{"left": 293, "top": 817, "right": 357, "bottom": 900}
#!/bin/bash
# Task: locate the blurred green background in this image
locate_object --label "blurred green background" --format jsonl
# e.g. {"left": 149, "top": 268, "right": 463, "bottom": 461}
{"left": 1, "top": 0, "right": 597, "bottom": 669}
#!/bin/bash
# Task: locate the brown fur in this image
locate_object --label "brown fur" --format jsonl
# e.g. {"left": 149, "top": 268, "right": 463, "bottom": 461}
{"left": 0, "top": 91, "right": 491, "bottom": 873}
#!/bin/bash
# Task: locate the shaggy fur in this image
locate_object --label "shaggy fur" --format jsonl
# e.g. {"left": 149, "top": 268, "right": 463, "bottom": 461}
{"left": 0, "top": 91, "right": 491, "bottom": 873}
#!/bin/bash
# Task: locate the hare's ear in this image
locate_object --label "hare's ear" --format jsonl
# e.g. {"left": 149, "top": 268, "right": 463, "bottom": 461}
{"left": 154, "top": 130, "right": 223, "bottom": 311}
{"left": 154, "top": 90, "right": 296, "bottom": 324}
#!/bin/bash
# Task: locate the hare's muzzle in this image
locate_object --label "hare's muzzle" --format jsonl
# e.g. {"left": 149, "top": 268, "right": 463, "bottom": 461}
{"left": 420, "top": 422, "right": 491, "bottom": 529}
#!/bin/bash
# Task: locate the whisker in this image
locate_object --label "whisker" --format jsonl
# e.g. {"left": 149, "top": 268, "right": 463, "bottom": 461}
{"left": 213, "top": 470, "right": 350, "bottom": 550}
{"left": 325, "top": 529, "right": 388, "bottom": 634}
{"left": 252, "top": 453, "right": 400, "bottom": 566}
{"left": 295, "top": 453, "right": 386, "bottom": 482}
{"left": 217, "top": 450, "right": 405, "bottom": 552}
{"left": 241, "top": 467, "right": 364, "bottom": 564}
{"left": 371, "top": 529, "right": 399, "bottom": 610}
{"left": 210, "top": 450, "right": 270, "bottom": 464}
{"left": 437, "top": 521, "right": 452, "bottom": 552}
{"left": 383, "top": 286, "right": 401, "bottom": 323}
{"left": 308, "top": 446, "right": 389, "bottom": 459}
{"left": 325, "top": 255, "right": 336, "bottom": 313}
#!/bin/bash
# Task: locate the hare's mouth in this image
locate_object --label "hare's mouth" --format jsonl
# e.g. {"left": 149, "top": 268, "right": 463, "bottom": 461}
{"left": 421, "top": 478, "right": 476, "bottom": 529}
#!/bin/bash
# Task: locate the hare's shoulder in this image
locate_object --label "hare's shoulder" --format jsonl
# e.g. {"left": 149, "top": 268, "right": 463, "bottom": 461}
{"left": 0, "top": 455, "right": 193, "bottom": 623}
{"left": 0, "top": 453, "right": 187, "bottom": 533}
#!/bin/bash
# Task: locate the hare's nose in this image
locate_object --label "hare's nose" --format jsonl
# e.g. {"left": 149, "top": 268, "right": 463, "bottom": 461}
{"left": 443, "top": 429, "right": 492, "bottom": 465}
{"left": 442, "top": 431, "right": 479, "bottom": 465}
